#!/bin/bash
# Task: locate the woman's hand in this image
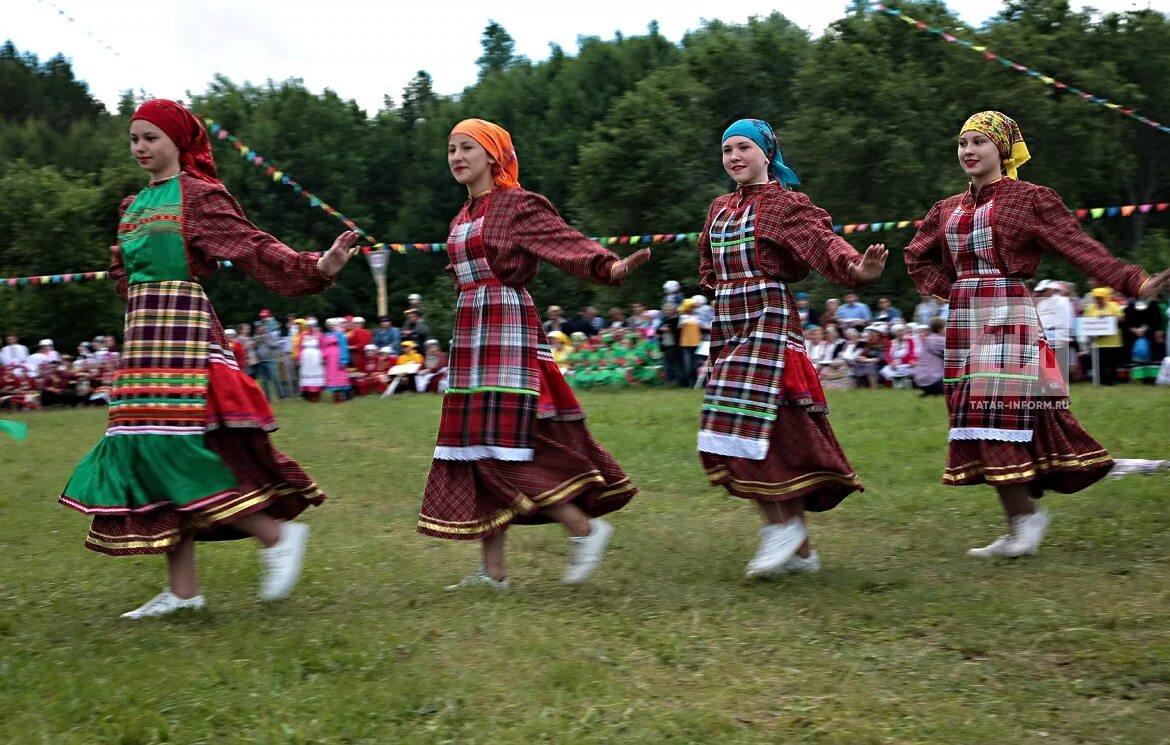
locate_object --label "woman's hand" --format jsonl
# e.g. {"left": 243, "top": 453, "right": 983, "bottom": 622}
{"left": 610, "top": 248, "right": 653, "bottom": 283}
{"left": 1138, "top": 268, "right": 1170, "bottom": 300}
{"left": 317, "top": 230, "right": 362, "bottom": 279}
{"left": 850, "top": 244, "right": 888, "bottom": 285}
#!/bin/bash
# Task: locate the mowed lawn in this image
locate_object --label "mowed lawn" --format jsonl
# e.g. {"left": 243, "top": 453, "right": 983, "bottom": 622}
{"left": 2, "top": 386, "right": 1168, "bottom": 745}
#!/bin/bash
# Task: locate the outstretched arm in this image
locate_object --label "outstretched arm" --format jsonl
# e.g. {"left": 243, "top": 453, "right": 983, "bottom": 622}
{"left": 190, "top": 187, "right": 357, "bottom": 297}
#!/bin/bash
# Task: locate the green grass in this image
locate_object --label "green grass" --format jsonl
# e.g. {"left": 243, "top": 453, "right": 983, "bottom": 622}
{"left": 2, "top": 387, "right": 1169, "bottom": 744}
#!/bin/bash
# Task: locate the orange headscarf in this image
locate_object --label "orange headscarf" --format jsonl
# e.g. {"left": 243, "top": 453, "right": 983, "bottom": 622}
{"left": 449, "top": 118, "right": 520, "bottom": 189}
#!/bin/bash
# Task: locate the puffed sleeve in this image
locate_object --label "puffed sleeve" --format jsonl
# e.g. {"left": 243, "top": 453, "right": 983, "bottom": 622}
{"left": 187, "top": 185, "right": 332, "bottom": 297}
{"left": 512, "top": 193, "right": 622, "bottom": 286}
{"left": 107, "top": 194, "right": 136, "bottom": 298}
{"left": 697, "top": 202, "right": 719, "bottom": 293}
{"left": 1030, "top": 186, "right": 1148, "bottom": 298}
{"left": 905, "top": 202, "right": 954, "bottom": 300}
{"left": 763, "top": 192, "right": 864, "bottom": 287}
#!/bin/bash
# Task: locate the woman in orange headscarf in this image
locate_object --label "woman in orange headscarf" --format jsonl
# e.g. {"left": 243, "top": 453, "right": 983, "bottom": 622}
{"left": 905, "top": 110, "right": 1170, "bottom": 560}
{"left": 418, "top": 118, "right": 651, "bottom": 590}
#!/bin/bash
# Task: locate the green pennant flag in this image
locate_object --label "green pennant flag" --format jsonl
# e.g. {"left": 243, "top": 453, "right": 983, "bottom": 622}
{"left": 0, "top": 420, "right": 28, "bottom": 442}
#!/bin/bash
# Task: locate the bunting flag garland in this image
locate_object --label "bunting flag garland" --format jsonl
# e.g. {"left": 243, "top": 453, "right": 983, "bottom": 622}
{"left": 37, "top": 1, "right": 121, "bottom": 57}
{"left": 2, "top": 200, "right": 1166, "bottom": 283}
{"left": 872, "top": 3, "right": 1170, "bottom": 136}
{"left": 196, "top": 114, "right": 381, "bottom": 246}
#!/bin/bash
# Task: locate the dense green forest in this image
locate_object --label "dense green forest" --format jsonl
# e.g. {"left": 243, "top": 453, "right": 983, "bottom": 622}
{"left": 2, "top": 0, "right": 1169, "bottom": 348}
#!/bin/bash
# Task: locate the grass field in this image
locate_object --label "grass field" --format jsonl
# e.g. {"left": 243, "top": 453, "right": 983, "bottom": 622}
{"left": 1, "top": 387, "right": 1169, "bottom": 744}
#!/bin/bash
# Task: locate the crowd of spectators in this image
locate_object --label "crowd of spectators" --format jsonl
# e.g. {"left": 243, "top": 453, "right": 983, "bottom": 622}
{"left": 5, "top": 278, "right": 1168, "bottom": 411}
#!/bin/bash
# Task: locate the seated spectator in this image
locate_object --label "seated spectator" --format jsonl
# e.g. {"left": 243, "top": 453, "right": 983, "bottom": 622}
{"left": 566, "top": 331, "right": 601, "bottom": 389}
{"left": 852, "top": 325, "right": 887, "bottom": 389}
{"left": 373, "top": 316, "right": 402, "bottom": 355}
{"left": 805, "top": 326, "right": 830, "bottom": 365}
{"left": 821, "top": 327, "right": 861, "bottom": 390}
{"left": 880, "top": 323, "right": 917, "bottom": 386}
{"left": 820, "top": 298, "right": 840, "bottom": 328}
{"left": 796, "top": 292, "right": 819, "bottom": 328}
{"left": 383, "top": 340, "right": 423, "bottom": 396}
{"left": 913, "top": 318, "right": 946, "bottom": 396}
{"left": 415, "top": 339, "right": 449, "bottom": 393}
{"left": 606, "top": 306, "right": 628, "bottom": 330}
{"left": 543, "top": 305, "right": 564, "bottom": 334}
{"left": 351, "top": 344, "right": 380, "bottom": 396}
{"left": 548, "top": 331, "right": 572, "bottom": 371}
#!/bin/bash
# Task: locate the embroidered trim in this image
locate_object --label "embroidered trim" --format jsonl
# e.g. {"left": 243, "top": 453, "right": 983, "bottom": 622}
{"left": 948, "top": 427, "right": 1034, "bottom": 442}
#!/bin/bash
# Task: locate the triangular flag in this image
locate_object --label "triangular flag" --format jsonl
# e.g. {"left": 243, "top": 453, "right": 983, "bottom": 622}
{"left": 1090, "top": 208, "right": 1105, "bottom": 219}
{"left": 1121, "top": 206, "right": 1136, "bottom": 217}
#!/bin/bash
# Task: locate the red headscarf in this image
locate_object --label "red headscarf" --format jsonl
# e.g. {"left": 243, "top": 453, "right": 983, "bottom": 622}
{"left": 449, "top": 118, "right": 520, "bottom": 189}
{"left": 131, "top": 99, "right": 220, "bottom": 184}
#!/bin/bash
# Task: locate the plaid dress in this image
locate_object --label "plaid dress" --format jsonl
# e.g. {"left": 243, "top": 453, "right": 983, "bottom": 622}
{"left": 907, "top": 178, "right": 1148, "bottom": 492}
{"left": 697, "top": 183, "right": 863, "bottom": 509}
{"left": 420, "top": 189, "right": 637, "bottom": 540}
{"left": 60, "top": 174, "right": 328, "bottom": 555}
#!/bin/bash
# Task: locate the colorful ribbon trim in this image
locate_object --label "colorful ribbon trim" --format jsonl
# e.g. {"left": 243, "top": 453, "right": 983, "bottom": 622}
{"left": 3, "top": 200, "right": 1166, "bottom": 283}
{"left": 873, "top": 3, "right": 1170, "bottom": 136}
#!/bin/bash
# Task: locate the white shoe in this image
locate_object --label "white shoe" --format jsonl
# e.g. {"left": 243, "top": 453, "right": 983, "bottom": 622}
{"left": 259, "top": 521, "right": 309, "bottom": 601}
{"left": 562, "top": 518, "right": 614, "bottom": 585}
{"left": 121, "top": 588, "right": 205, "bottom": 619}
{"left": 746, "top": 520, "right": 807, "bottom": 577}
{"left": 445, "top": 569, "right": 510, "bottom": 591}
{"left": 1004, "top": 509, "right": 1050, "bottom": 557}
{"left": 967, "top": 534, "right": 1016, "bottom": 558}
{"left": 780, "top": 549, "right": 821, "bottom": 575}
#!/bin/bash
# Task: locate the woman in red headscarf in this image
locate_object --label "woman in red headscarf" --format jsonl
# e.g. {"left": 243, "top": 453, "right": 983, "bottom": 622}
{"left": 59, "top": 99, "right": 360, "bottom": 619}
{"left": 419, "top": 118, "right": 651, "bottom": 590}
{"left": 905, "top": 110, "right": 1170, "bottom": 560}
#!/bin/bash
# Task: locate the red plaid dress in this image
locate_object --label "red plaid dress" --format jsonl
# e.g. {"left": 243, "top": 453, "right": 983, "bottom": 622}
{"left": 907, "top": 178, "right": 1148, "bottom": 492}
{"left": 697, "top": 182, "right": 863, "bottom": 510}
{"left": 61, "top": 174, "right": 330, "bottom": 555}
{"left": 419, "top": 189, "right": 637, "bottom": 540}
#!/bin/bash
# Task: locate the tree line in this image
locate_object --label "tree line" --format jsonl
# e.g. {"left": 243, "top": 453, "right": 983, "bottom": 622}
{"left": 1, "top": 0, "right": 1169, "bottom": 349}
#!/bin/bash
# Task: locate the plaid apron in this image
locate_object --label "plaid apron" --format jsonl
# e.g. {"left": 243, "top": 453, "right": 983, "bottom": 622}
{"left": 699, "top": 199, "right": 801, "bottom": 460}
{"left": 944, "top": 197, "right": 1063, "bottom": 442}
{"left": 434, "top": 197, "right": 545, "bottom": 461}
{"left": 107, "top": 281, "right": 216, "bottom": 435}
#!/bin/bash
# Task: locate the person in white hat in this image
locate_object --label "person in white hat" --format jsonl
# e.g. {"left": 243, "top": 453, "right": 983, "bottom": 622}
{"left": 662, "top": 280, "right": 683, "bottom": 306}
{"left": 25, "top": 339, "right": 59, "bottom": 378}
{"left": 347, "top": 316, "right": 372, "bottom": 373}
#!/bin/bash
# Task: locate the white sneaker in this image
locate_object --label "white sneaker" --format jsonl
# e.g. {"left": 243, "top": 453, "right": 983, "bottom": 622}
{"left": 562, "top": 518, "right": 615, "bottom": 585}
{"left": 745, "top": 520, "right": 807, "bottom": 577}
{"left": 780, "top": 549, "right": 821, "bottom": 575}
{"left": 1004, "top": 509, "right": 1050, "bottom": 557}
{"left": 121, "top": 588, "right": 205, "bottom": 619}
{"left": 259, "top": 521, "right": 309, "bottom": 601}
{"left": 967, "top": 534, "right": 1016, "bottom": 558}
{"left": 445, "top": 570, "right": 510, "bottom": 591}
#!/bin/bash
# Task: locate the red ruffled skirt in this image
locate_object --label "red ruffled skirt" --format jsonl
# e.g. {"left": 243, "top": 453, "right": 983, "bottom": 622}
{"left": 700, "top": 350, "right": 862, "bottom": 511}
{"left": 419, "top": 361, "right": 636, "bottom": 541}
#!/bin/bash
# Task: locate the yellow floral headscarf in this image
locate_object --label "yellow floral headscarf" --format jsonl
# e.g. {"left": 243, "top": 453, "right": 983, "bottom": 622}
{"left": 960, "top": 111, "right": 1031, "bottom": 179}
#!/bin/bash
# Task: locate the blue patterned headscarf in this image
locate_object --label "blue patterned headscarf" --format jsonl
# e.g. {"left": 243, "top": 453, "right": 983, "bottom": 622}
{"left": 721, "top": 118, "right": 800, "bottom": 188}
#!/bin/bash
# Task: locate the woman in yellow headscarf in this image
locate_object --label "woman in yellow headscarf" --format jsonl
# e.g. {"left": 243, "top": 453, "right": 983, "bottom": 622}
{"left": 418, "top": 118, "right": 652, "bottom": 590}
{"left": 904, "top": 111, "right": 1170, "bottom": 560}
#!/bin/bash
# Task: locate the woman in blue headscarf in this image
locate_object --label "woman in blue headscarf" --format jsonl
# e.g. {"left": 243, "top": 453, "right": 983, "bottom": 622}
{"left": 696, "top": 118, "right": 888, "bottom": 580}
